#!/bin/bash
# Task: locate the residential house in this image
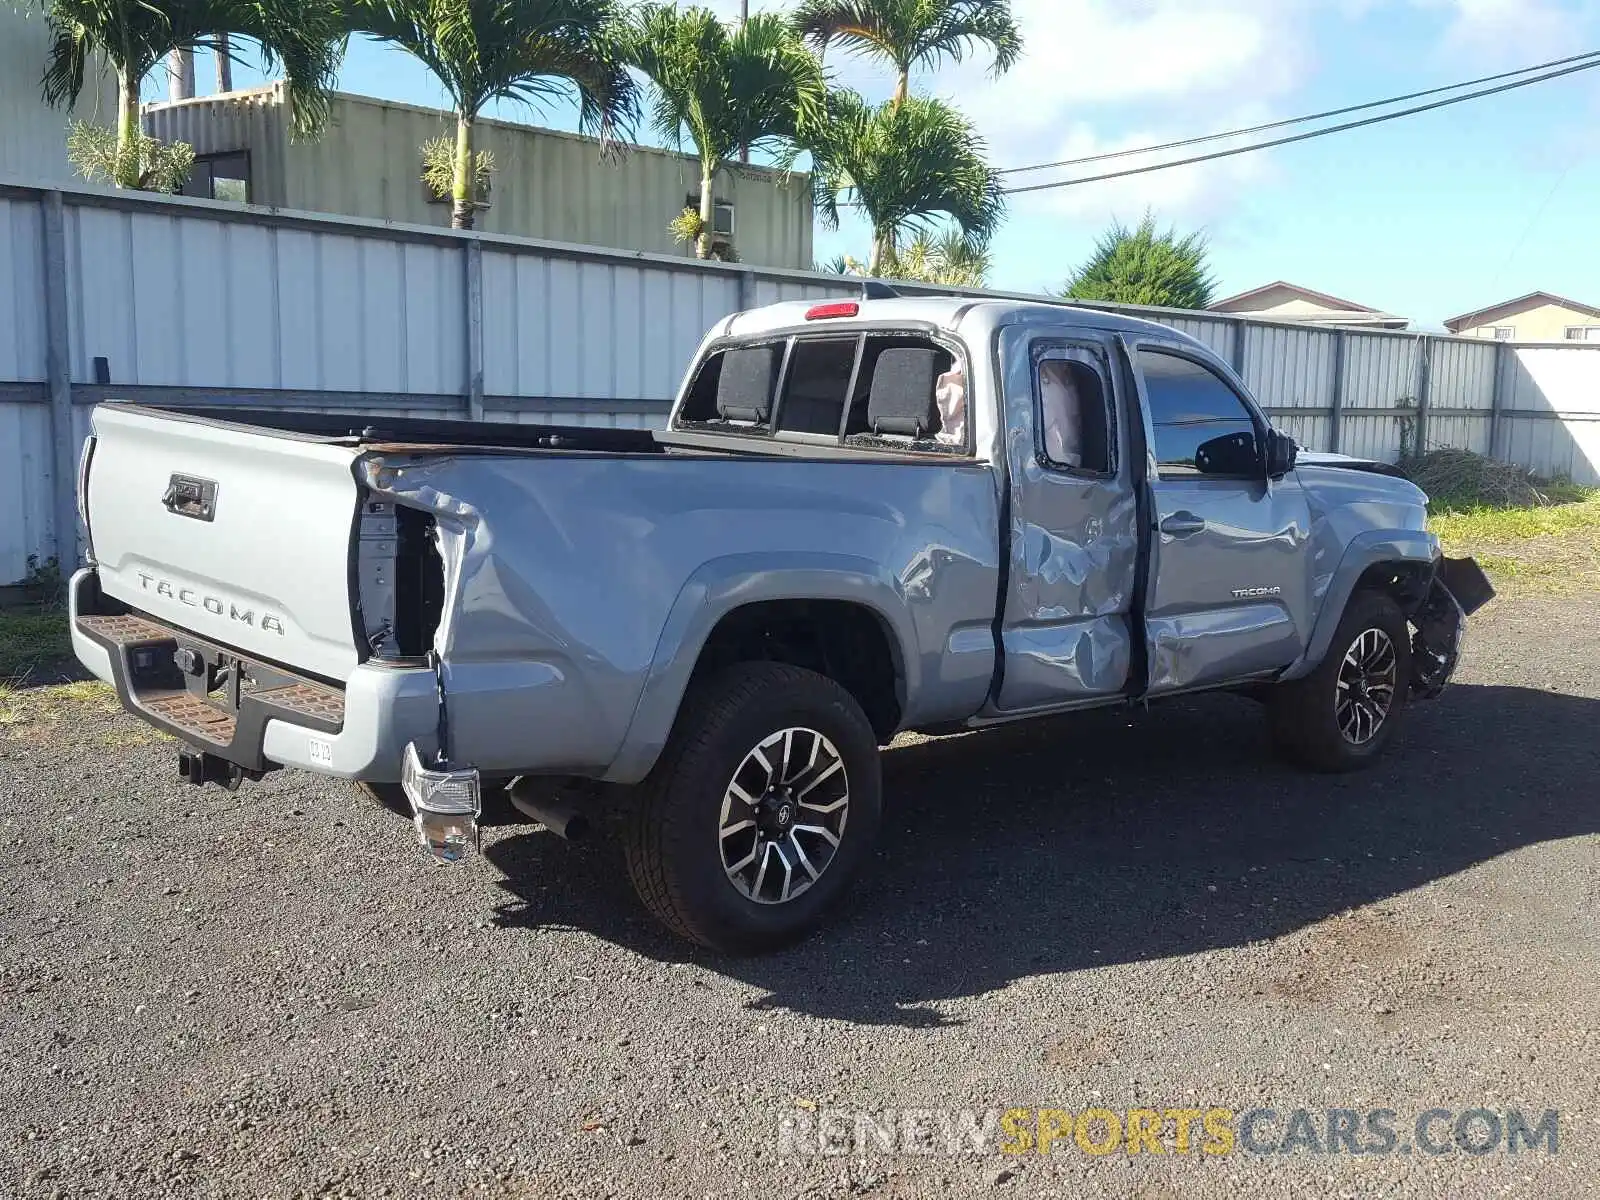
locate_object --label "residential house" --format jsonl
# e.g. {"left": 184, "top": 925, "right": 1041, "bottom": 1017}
{"left": 1209, "top": 281, "right": 1409, "bottom": 330}
{"left": 1443, "top": 292, "right": 1600, "bottom": 343}
{"left": 143, "top": 84, "right": 815, "bottom": 270}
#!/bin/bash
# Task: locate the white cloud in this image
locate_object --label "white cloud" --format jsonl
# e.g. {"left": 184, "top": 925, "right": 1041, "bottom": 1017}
{"left": 1001, "top": 116, "right": 1281, "bottom": 226}
{"left": 931, "top": 1, "right": 1312, "bottom": 142}
{"left": 681, "top": 0, "right": 1313, "bottom": 233}
{"left": 1425, "top": 0, "right": 1592, "bottom": 66}
{"left": 921, "top": 1, "right": 1319, "bottom": 231}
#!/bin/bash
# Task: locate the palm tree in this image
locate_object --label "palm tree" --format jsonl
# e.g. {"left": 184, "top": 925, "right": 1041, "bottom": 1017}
{"left": 800, "top": 89, "right": 1003, "bottom": 275}
{"left": 39, "top": 0, "right": 344, "bottom": 189}
{"left": 348, "top": 0, "right": 638, "bottom": 230}
{"left": 792, "top": 0, "right": 1020, "bottom": 105}
{"left": 628, "top": 5, "right": 825, "bottom": 260}
{"left": 886, "top": 227, "right": 990, "bottom": 286}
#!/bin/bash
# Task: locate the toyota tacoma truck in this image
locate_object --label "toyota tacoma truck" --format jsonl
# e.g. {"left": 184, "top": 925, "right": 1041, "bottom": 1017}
{"left": 71, "top": 290, "right": 1492, "bottom": 952}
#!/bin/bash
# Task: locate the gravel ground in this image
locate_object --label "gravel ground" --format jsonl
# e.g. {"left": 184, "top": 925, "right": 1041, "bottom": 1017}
{"left": 1, "top": 593, "right": 1597, "bottom": 1199}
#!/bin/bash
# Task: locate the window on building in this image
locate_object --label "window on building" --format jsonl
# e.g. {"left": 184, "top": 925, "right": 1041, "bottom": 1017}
{"left": 1564, "top": 325, "right": 1600, "bottom": 342}
{"left": 688, "top": 195, "right": 736, "bottom": 244}
{"left": 1137, "top": 349, "right": 1261, "bottom": 478}
{"left": 182, "top": 151, "right": 249, "bottom": 203}
{"left": 1491, "top": 326, "right": 1515, "bottom": 340}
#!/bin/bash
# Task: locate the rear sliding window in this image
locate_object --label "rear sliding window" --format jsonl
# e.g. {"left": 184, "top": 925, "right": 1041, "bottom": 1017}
{"left": 675, "top": 332, "right": 968, "bottom": 454}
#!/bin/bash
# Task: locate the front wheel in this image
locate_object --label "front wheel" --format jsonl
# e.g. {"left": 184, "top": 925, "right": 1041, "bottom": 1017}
{"left": 1269, "top": 590, "right": 1413, "bottom": 772}
{"left": 622, "top": 662, "right": 883, "bottom": 953}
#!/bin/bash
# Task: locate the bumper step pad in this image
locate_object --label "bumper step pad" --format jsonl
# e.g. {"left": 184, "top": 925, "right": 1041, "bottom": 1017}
{"left": 75, "top": 608, "right": 346, "bottom": 762}
{"left": 140, "top": 691, "right": 238, "bottom": 746}
{"left": 76, "top": 613, "right": 173, "bottom": 645}
{"left": 252, "top": 682, "right": 345, "bottom": 724}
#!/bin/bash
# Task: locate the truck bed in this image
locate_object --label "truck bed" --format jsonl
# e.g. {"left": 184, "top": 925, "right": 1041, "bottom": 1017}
{"left": 77, "top": 400, "right": 1005, "bottom": 784}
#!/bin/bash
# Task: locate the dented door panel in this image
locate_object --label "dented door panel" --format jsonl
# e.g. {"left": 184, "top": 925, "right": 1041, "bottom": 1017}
{"left": 989, "top": 325, "right": 1138, "bottom": 711}
{"left": 1127, "top": 340, "right": 1316, "bottom": 694}
{"left": 1143, "top": 480, "right": 1314, "bottom": 690}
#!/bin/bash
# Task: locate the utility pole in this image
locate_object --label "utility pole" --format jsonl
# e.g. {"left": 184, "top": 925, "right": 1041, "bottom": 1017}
{"left": 167, "top": 48, "right": 196, "bottom": 101}
{"left": 739, "top": 0, "right": 749, "bottom": 164}
{"left": 215, "top": 34, "right": 233, "bottom": 92}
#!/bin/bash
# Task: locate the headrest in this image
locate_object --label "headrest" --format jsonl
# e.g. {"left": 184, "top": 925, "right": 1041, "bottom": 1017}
{"left": 868, "top": 347, "right": 942, "bottom": 438}
{"left": 716, "top": 346, "right": 778, "bottom": 424}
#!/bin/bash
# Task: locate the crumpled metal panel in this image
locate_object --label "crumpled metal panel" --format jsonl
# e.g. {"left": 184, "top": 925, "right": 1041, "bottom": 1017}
{"left": 361, "top": 450, "right": 1001, "bottom": 779}
{"left": 1146, "top": 604, "right": 1299, "bottom": 692}
{"left": 1000, "top": 619, "right": 1131, "bottom": 710}
{"left": 990, "top": 322, "right": 1139, "bottom": 710}
{"left": 1141, "top": 472, "right": 1314, "bottom": 695}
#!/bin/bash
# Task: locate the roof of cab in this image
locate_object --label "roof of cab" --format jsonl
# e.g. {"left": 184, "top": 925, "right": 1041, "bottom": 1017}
{"left": 721, "top": 294, "right": 1212, "bottom": 351}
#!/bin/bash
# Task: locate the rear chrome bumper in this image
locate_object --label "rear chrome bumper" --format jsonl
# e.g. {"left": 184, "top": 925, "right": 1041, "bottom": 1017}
{"left": 70, "top": 568, "right": 439, "bottom": 781}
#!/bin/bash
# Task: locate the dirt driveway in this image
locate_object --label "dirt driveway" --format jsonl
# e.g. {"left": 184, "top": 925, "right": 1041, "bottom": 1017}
{"left": 1, "top": 593, "right": 1596, "bottom": 1199}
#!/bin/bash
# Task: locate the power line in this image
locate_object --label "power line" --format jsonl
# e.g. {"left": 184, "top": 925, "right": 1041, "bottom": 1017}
{"left": 1003, "top": 56, "right": 1600, "bottom": 196}
{"left": 999, "top": 48, "right": 1600, "bottom": 176}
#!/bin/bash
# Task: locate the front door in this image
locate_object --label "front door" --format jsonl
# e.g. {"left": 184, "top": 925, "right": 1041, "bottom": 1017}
{"left": 1130, "top": 343, "right": 1312, "bottom": 695}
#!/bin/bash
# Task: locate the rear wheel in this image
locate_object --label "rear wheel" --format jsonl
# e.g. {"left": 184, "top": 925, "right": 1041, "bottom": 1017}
{"left": 1270, "top": 590, "right": 1412, "bottom": 772}
{"left": 623, "top": 662, "right": 882, "bottom": 953}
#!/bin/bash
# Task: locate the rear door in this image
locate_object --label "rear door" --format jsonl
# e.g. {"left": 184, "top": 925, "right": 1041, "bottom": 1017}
{"left": 86, "top": 404, "right": 365, "bottom": 681}
{"left": 991, "top": 324, "right": 1138, "bottom": 711}
{"left": 1128, "top": 343, "right": 1311, "bottom": 694}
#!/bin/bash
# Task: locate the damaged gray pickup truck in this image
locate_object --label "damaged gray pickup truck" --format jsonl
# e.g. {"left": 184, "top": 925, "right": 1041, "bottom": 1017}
{"left": 71, "top": 291, "right": 1492, "bottom": 952}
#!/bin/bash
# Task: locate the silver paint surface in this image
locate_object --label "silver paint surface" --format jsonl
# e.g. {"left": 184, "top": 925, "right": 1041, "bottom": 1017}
{"left": 988, "top": 322, "right": 1138, "bottom": 711}
{"left": 365, "top": 452, "right": 1001, "bottom": 780}
{"left": 77, "top": 297, "right": 1448, "bottom": 785}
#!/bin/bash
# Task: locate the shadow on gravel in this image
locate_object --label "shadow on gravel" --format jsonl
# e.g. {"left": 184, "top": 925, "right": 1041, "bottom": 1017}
{"left": 485, "top": 681, "right": 1600, "bottom": 1028}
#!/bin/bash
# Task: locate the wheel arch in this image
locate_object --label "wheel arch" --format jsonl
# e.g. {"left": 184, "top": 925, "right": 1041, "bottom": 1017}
{"left": 604, "top": 553, "right": 918, "bottom": 783}
{"left": 1279, "top": 529, "right": 1439, "bottom": 682}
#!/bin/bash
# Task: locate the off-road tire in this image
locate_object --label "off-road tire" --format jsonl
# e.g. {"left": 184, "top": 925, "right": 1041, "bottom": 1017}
{"left": 1270, "top": 589, "right": 1413, "bottom": 773}
{"left": 622, "top": 662, "right": 883, "bottom": 953}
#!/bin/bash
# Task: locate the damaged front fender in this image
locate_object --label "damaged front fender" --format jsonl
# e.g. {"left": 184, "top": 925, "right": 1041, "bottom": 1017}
{"left": 1410, "top": 555, "right": 1494, "bottom": 699}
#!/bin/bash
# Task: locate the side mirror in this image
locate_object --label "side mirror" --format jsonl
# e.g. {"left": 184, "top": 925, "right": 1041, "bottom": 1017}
{"left": 1194, "top": 431, "right": 1261, "bottom": 476}
{"left": 1266, "top": 429, "right": 1298, "bottom": 479}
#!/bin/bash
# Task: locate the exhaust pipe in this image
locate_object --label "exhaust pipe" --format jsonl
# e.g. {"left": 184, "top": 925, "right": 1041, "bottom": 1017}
{"left": 508, "top": 779, "right": 591, "bottom": 841}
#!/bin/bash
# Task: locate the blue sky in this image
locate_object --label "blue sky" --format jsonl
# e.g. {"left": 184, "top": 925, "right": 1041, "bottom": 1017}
{"left": 184, "top": 0, "right": 1600, "bottom": 330}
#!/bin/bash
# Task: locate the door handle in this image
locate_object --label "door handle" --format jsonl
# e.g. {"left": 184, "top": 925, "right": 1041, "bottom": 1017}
{"left": 1159, "top": 511, "right": 1206, "bottom": 538}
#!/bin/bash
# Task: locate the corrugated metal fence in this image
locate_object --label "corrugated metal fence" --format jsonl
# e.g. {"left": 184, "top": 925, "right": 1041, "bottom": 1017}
{"left": 3, "top": 181, "right": 1599, "bottom": 585}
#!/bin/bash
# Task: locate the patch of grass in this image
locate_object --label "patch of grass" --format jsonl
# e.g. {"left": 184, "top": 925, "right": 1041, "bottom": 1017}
{"left": 0, "top": 606, "right": 119, "bottom": 740}
{"left": 0, "top": 606, "right": 72, "bottom": 679}
{"left": 1429, "top": 495, "right": 1600, "bottom": 597}
{"left": 1429, "top": 495, "right": 1600, "bottom": 543}
{"left": 0, "top": 675, "right": 165, "bottom": 748}
{"left": 0, "top": 676, "right": 116, "bottom": 727}
{"left": 0, "top": 679, "right": 173, "bottom": 751}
